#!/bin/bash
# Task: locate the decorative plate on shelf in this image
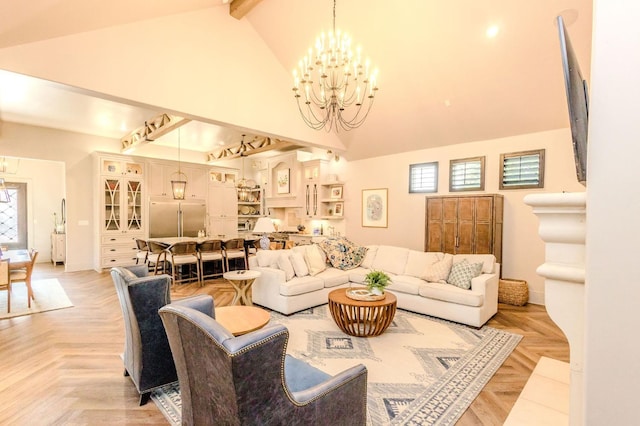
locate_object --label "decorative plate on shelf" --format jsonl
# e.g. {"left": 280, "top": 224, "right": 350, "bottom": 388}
{"left": 240, "top": 206, "right": 251, "bottom": 215}
{"left": 246, "top": 179, "right": 256, "bottom": 188}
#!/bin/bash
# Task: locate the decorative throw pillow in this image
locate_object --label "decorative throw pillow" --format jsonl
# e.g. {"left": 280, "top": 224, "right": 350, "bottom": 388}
{"left": 360, "top": 246, "right": 378, "bottom": 269}
{"left": 421, "top": 253, "right": 453, "bottom": 282}
{"left": 447, "top": 259, "right": 483, "bottom": 290}
{"left": 277, "top": 254, "right": 295, "bottom": 281}
{"left": 290, "top": 252, "right": 309, "bottom": 277}
{"left": 305, "top": 244, "right": 326, "bottom": 276}
{"left": 318, "top": 237, "right": 368, "bottom": 270}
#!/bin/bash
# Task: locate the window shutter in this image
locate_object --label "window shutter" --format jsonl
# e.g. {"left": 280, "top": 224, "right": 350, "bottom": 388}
{"left": 450, "top": 157, "right": 485, "bottom": 191}
{"left": 409, "top": 162, "right": 438, "bottom": 193}
{"left": 500, "top": 150, "right": 545, "bottom": 189}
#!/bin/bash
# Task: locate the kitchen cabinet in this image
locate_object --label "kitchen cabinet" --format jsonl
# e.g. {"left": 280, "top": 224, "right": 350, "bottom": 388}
{"left": 148, "top": 161, "right": 208, "bottom": 199}
{"left": 97, "top": 155, "right": 145, "bottom": 269}
{"left": 424, "top": 194, "right": 503, "bottom": 264}
{"left": 208, "top": 184, "right": 238, "bottom": 239}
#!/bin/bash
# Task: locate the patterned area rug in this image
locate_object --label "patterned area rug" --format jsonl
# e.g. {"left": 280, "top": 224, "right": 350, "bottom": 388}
{"left": 152, "top": 305, "right": 521, "bottom": 425}
{"left": 0, "top": 278, "right": 73, "bottom": 320}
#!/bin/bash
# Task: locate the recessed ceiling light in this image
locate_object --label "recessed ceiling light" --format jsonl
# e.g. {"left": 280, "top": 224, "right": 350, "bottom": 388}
{"left": 486, "top": 25, "right": 499, "bottom": 38}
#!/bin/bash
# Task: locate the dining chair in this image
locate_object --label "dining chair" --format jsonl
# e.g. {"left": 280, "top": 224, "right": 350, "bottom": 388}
{"left": 222, "top": 238, "right": 247, "bottom": 271}
{"left": 134, "top": 239, "right": 149, "bottom": 265}
{"left": 165, "top": 241, "right": 200, "bottom": 285}
{"left": 0, "top": 258, "right": 10, "bottom": 312}
{"left": 147, "top": 241, "right": 169, "bottom": 275}
{"left": 10, "top": 249, "right": 38, "bottom": 308}
{"left": 196, "top": 239, "right": 225, "bottom": 283}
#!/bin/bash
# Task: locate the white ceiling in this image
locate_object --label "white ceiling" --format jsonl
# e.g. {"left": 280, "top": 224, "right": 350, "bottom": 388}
{"left": 0, "top": 0, "right": 593, "bottom": 161}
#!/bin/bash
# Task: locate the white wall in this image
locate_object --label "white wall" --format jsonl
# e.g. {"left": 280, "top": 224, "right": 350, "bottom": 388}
{"left": 344, "top": 128, "right": 585, "bottom": 304}
{"left": 584, "top": 1, "right": 640, "bottom": 422}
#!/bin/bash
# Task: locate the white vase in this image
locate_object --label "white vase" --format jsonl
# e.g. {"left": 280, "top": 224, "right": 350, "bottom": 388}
{"left": 370, "top": 287, "right": 383, "bottom": 296}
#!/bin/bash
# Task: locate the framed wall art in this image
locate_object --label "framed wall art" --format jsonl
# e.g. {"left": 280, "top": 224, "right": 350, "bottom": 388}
{"left": 277, "top": 168, "right": 290, "bottom": 194}
{"left": 362, "top": 188, "right": 388, "bottom": 228}
{"left": 333, "top": 202, "right": 344, "bottom": 216}
{"left": 330, "top": 185, "right": 343, "bottom": 199}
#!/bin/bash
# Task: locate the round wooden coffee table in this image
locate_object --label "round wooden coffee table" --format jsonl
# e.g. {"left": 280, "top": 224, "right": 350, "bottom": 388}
{"left": 215, "top": 306, "right": 270, "bottom": 336}
{"left": 328, "top": 288, "right": 397, "bottom": 337}
{"left": 223, "top": 270, "right": 261, "bottom": 306}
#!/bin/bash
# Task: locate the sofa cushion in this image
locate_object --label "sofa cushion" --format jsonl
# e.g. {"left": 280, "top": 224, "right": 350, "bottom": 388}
{"left": 319, "top": 237, "right": 368, "bottom": 270}
{"left": 348, "top": 267, "right": 369, "bottom": 284}
{"left": 305, "top": 244, "right": 327, "bottom": 276}
{"left": 418, "top": 282, "right": 484, "bottom": 307}
{"left": 316, "top": 268, "right": 351, "bottom": 288}
{"left": 453, "top": 254, "right": 496, "bottom": 274}
{"left": 386, "top": 275, "right": 422, "bottom": 295}
{"left": 290, "top": 251, "right": 309, "bottom": 277}
{"left": 447, "top": 259, "right": 483, "bottom": 290}
{"left": 404, "top": 251, "right": 441, "bottom": 278}
{"left": 360, "top": 245, "right": 378, "bottom": 269}
{"left": 421, "top": 253, "right": 453, "bottom": 282}
{"left": 257, "top": 249, "right": 291, "bottom": 268}
{"left": 279, "top": 276, "right": 324, "bottom": 296}
{"left": 277, "top": 254, "right": 295, "bottom": 281}
{"left": 372, "top": 246, "right": 409, "bottom": 275}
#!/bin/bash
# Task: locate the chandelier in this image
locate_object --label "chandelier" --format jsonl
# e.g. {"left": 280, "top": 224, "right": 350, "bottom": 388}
{"left": 292, "top": 0, "right": 379, "bottom": 131}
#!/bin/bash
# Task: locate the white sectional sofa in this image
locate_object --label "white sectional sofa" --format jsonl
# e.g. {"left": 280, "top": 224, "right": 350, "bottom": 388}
{"left": 248, "top": 244, "right": 500, "bottom": 327}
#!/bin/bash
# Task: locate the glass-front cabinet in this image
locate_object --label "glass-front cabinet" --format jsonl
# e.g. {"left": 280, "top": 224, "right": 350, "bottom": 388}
{"left": 102, "top": 177, "right": 143, "bottom": 233}
{"left": 96, "top": 154, "right": 145, "bottom": 270}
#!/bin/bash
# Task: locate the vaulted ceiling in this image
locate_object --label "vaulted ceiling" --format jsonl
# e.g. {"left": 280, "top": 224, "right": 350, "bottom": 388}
{"left": 0, "top": 0, "right": 592, "bottom": 162}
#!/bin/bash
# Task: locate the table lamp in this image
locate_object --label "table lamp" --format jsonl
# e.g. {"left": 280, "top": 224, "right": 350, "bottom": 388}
{"left": 253, "top": 217, "right": 275, "bottom": 250}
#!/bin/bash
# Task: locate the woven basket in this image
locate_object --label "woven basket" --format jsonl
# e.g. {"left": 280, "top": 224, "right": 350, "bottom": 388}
{"left": 498, "top": 279, "right": 529, "bottom": 306}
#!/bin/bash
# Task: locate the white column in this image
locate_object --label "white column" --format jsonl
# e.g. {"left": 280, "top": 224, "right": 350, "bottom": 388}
{"left": 524, "top": 192, "right": 586, "bottom": 426}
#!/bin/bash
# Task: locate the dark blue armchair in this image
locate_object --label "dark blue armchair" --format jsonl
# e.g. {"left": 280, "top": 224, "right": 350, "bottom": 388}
{"left": 111, "top": 265, "right": 177, "bottom": 405}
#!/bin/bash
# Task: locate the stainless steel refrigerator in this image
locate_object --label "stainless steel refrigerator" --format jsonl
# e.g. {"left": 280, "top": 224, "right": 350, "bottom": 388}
{"left": 149, "top": 200, "right": 207, "bottom": 238}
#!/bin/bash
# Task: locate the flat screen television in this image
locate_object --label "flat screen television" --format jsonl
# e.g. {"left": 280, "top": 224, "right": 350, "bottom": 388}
{"left": 557, "top": 15, "right": 589, "bottom": 186}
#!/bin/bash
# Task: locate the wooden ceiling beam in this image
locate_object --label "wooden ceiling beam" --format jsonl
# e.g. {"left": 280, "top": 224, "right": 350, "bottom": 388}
{"left": 229, "top": 0, "right": 263, "bottom": 20}
{"left": 207, "top": 136, "right": 295, "bottom": 161}
{"left": 120, "top": 114, "right": 191, "bottom": 153}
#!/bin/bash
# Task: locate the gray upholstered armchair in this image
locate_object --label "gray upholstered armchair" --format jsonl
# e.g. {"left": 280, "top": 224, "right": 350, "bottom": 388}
{"left": 111, "top": 265, "right": 178, "bottom": 405}
{"left": 159, "top": 295, "right": 368, "bottom": 425}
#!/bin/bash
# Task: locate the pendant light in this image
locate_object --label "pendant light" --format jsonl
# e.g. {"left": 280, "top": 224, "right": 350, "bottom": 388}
{"left": 171, "top": 129, "right": 187, "bottom": 200}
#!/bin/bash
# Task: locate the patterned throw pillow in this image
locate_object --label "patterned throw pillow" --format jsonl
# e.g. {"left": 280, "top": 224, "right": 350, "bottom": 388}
{"left": 421, "top": 253, "right": 453, "bottom": 282}
{"left": 318, "top": 237, "right": 368, "bottom": 270}
{"left": 447, "top": 259, "right": 484, "bottom": 290}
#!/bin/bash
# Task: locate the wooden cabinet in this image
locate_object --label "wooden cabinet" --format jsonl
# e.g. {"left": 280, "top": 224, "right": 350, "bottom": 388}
{"left": 208, "top": 184, "right": 238, "bottom": 239}
{"left": 51, "top": 233, "right": 65, "bottom": 265}
{"left": 97, "top": 155, "right": 145, "bottom": 269}
{"left": 424, "top": 194, "right": 503, "bottom": 264}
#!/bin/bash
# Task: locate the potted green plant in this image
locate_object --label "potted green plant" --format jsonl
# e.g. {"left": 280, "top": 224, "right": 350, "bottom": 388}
{"left": 364, "top": 270, "right": 391, "bottom": 295}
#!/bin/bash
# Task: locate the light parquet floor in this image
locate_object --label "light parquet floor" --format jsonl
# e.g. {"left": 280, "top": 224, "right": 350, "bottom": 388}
{"left": 0, "top": 263, "right": 568, "bottom": 425}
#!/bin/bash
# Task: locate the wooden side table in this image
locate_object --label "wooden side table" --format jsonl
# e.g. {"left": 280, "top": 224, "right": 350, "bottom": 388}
{"left": 328, "top": 288, "right": 397, "bottom": 337}
{"left": 223, "top": 270, "right": 261, "bottom": 306}
{"left": 215, "top": 306, "right": 270, "bottom": 336}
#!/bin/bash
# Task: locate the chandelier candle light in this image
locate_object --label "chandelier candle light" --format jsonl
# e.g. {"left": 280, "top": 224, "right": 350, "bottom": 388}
{"left": 293, "top": 0, "right": 379, "bottom": 131}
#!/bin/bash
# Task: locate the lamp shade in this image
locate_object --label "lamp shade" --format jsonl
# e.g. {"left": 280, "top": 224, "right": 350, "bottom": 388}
{"left": 253, "top": 217, "right": 275, "bottom": 233}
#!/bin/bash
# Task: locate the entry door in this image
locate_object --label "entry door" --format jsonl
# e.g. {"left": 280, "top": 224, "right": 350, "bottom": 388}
{"left": 0, "top": 182, "right": 28, "bottom": 249}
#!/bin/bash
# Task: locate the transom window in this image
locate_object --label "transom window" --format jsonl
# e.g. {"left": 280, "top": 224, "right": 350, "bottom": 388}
{"left": 500, "top": 149, "right": 545, "bottom": 189}
{"left": 409, "top": 162, "right": 438, "bottom": 193}
{"left": 449, "top": 156, "right": 485, "bottom": 192}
